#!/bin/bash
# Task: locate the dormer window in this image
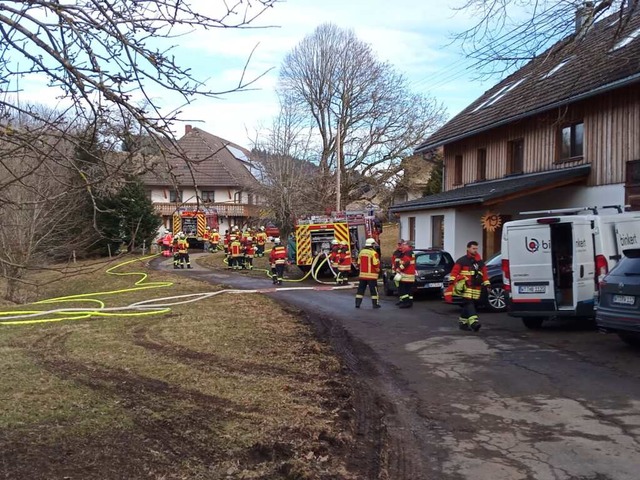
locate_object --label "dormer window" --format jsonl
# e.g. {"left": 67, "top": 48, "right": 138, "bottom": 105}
{"left": 612, "top": 27, "right": 640, "bottom": 50}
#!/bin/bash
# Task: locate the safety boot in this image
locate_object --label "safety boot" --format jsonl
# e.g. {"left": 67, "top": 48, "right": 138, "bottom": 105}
{"left": 372, "top": 300, "right": 381, "bottom": 309}
{"left": 355, "top": 298, "right": 362, "bottom": 309}
{"left": 180, "top": 264, "right": 184, "bottom": 269}
{"left": 187, "top": 265, "right": 192, "bottom": 269}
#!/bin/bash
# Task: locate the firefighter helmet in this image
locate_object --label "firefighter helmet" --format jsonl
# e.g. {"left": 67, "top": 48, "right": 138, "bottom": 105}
{"left": 247, "top": 237, "right": 253, "bottom": 242}
{"left": 331, "top": 239, "right": 339, "bottom": 245}
{"left": 365, "top": 238, "right": 376, "bottom": 247}
{"left": 273, "top": 237, "right": 281, "bottom": 245}
{"left": 260, "top": 226, "right": 265, "bottom": 231}
{"left": 212, "top": 228, "right": 217, "bottom": 233}
{"left": 206, "top": 226, "right": 210, "bottom": 230}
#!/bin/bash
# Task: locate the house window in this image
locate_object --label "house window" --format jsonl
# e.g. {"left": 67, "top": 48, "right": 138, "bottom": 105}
{"left": 477, "top": 149, "right": 487, "bottom": 181}
{"left": 454, "top": 155, "right": 463, "bottom": 185}
{"left": 201, "top": 190, "right": 215, "bottom": 202}
{"left": 558, "top": 122, "right": 584, "bottom": 161}
{"left": 431, "top": 215, "right": 444, "bottom": 248}
{"left": 408, "top": 217, "right": 416, "bottom": 244}
{"left": 626, "top": 160, "right": 640, "bottom": 211}
{"left": 169, "top": 190, "right": 182, "bottom": 203}
{"left": 507, "top": 139, "right": 524, "bottom": 174}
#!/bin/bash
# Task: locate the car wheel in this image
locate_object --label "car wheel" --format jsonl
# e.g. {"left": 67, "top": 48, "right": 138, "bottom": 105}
{"left": 487, "top": 284, "right": 507, "bottom": 312}
{"left": 522, "top": 317, "right": 545, "bottom": 329}
{"left": 618, "top": 332, "right": 640, "bottom": 347}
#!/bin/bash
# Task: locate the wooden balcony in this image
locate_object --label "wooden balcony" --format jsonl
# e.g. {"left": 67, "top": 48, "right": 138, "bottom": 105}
{"left": 153, "top": 202, "right": 260, "bottom": 218}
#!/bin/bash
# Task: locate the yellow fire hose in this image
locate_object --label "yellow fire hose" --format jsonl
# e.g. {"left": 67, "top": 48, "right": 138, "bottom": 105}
{"left": 0, "top": 252, "right": 355, "bottom": 327}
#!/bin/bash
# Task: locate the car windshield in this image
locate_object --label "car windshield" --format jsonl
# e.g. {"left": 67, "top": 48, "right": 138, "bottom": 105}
{"left": 416, "top": 252, "right": 448, "bottom": 267}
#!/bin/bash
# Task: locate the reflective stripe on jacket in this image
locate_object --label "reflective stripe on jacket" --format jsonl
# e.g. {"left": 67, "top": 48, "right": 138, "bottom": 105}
{"left": 358, "top": 247, "right": 380, "bottom": 280}
{"left": 399, "top": 249, "right": 416, "bottom": 283}
{"left": 269, "top": 245, "right": 288, "bottom": 265}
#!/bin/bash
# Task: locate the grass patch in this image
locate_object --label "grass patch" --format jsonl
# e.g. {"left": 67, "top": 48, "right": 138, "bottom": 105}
{"left": 0, "top": 254, "right": 361, "bottom": 479}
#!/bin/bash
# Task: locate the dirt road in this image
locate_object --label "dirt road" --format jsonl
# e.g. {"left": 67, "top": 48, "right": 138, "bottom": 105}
{"left": 167, "top": 255, "right": 640, "bottom": 480}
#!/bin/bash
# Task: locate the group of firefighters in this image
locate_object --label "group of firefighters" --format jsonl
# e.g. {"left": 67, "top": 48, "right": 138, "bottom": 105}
{"left": 158, "top": 224, "right": 489, "bottom": 331}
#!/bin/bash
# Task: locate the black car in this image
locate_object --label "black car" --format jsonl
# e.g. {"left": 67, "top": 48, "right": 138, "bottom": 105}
{"left": 441, "top": 252, "right": 509, "bottom": 312}
{"left": 596, "top": 248, "right": 640, "bottom": 346}
{"left": 382, "top": 248, "right": 454, "bottom": 296}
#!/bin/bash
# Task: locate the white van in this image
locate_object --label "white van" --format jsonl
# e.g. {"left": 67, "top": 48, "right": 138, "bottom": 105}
{"left": 501, "top": 206, "right": 640, "bottom": 329}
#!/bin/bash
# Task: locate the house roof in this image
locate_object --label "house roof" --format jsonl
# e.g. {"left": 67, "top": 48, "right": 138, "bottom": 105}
{"left": 140, "top": 128, "right": 259, "bottom": 188}
{"left": 417, "top": 10, "right": 640, "bottom": 152}
{"left": 390, "top": 164, "right": 591, "bottom": 212}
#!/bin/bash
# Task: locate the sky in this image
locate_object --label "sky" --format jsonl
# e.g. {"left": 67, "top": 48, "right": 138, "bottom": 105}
{"left": 11, "top": 0, "right": 498, "bottom": 149}
{"left": 154, "top": 0, "right": 494, "bottom": 147}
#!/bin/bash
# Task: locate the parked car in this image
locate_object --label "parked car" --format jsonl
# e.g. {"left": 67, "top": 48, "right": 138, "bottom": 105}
{"left": 382, "top": 248, "right": 454, "bottom": 296}
{"left": 596, "top": 248, "right": 640, "bottom": 346}
{"left": 442, "top": 252, "right": 509, "bottom": 313}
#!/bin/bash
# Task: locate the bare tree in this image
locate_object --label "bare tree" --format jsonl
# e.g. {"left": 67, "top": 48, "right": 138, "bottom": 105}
{"left": 250, "top": 96, "right": 319, "bottom": 236}
{"left": 278, "top": 23, "right": 447, "bottom": 211}
{"left": 453, "top": 0, "right": 635, "bottom": 76}
{"left": 0, "top": 1, "right": 277, "bottom": 299}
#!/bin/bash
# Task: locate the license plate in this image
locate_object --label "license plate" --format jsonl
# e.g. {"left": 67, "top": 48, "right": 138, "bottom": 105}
{"left": 518, "top": 285, "right": 546, "bottom": 294}
{"left": 612, "top": 294, "right": 635, "bottom": 306}
{"left": 427, "top": 282, "right": 443, "bottom": 288}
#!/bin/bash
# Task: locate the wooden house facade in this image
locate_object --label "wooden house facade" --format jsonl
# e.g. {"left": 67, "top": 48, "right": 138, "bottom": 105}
{"left": 391, "top": 8, "right": 640, "bottom": 259}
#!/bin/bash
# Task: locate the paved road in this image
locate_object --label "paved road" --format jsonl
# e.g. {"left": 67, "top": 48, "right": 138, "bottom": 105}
{"left": 162, "top": 255, "right": 640, "bottom": 480}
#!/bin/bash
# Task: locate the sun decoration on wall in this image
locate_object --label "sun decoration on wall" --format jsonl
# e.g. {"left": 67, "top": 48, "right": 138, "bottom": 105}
{"left": 480, "top": 211, "right": 502, "bottom": 232}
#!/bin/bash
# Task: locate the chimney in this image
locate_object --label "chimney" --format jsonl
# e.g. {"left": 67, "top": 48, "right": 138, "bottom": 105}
{"left": 575, "top": 1, "right": 595, "bottom": 34}
{"left": 185, "top": 124, "right": 192, "bottom": 135}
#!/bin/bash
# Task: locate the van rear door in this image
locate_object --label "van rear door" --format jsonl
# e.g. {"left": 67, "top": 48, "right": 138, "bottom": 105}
{"left": 507, "top": 224, "right": 556, "bottom": 310}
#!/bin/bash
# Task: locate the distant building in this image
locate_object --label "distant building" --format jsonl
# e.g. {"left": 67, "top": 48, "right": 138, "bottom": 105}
{"left": 140, "top": 126, "right": 261, "bottom": 233}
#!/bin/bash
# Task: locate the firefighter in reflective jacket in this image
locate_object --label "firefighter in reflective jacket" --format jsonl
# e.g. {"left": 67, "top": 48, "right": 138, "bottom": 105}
{"left": 445, "top": 241, "right": 490, "bottom": 332}
{"left": 175, "top": 233, "right": 192, "bottom": 269}
{"left": 269, "top": 237, "right": 288, "bottom": 285}
{"left": 337, "top": 241, "right": 352, "bottom": 285}
{"left": 329, "top": 239, "right": 340, "bottom": 281}
{"left": 244, "top": 237, "right": 256, "bottom": 270}
{"left": 210, "top": 229, "right": 220, "bottom": 252}
{"left": 255, "top": 227, "right": 268, "bottom": 257}
{"left": 355, "top": 238, "right": 381, "bottom": 309}
{"left": 397, "top": 241, "right": 416, "bottom": 308}
{"left": 203, "top": 227, "right": 211, "bottom": 252}
{"left": 229, "top": 235, "right": 243, "bottom": 270}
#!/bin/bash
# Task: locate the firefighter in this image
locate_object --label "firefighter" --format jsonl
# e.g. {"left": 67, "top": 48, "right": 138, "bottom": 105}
{"left": 447, "top": 241, "right": 490, "bottom": 332}
{"left": 328, "top": 239, "right": 340, "bottom": 281}
{"left": 244, "top": 237, "right": 256, "bottom": 270}
{"left": 397, "top": 241, "right": 416, "bottom": 309}
{"left": 230, "top": 235, "right": 243, "bottom": 270}
{"left": 223, "top": 229, "right": 230, "bottom": 254}
{"left": 172, "top": 233, "right": 180, "bottom": 268}
{"left": 203, "top": 227, "right": 211, "bottom": 252}
{"left": 175, "top": 232, "right": 192, "bottom": 269}
{"left": 390, "top": 239, "right": 404, "bottom": 304}
{"left": 210, "top": 228, "right": 220, "bottom": 252}
{"left": 355, "top": 238, "right": 381, "bottom": 309}
{"left": 255, "top": 226, "right": 268, "bottom": 257}
{"left": 337, "top": 241, "right": 352, "bottom": 285}
{"left": 160, "top": 230, "right": 174, "bottom": 257}
{"left": 269, "top": 237, "right": 288, "bottom": 285}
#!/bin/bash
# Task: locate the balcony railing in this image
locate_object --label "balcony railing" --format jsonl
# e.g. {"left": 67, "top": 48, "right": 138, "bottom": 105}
{"left": 153, "top": 202, "right": 260, "bottom": 218}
